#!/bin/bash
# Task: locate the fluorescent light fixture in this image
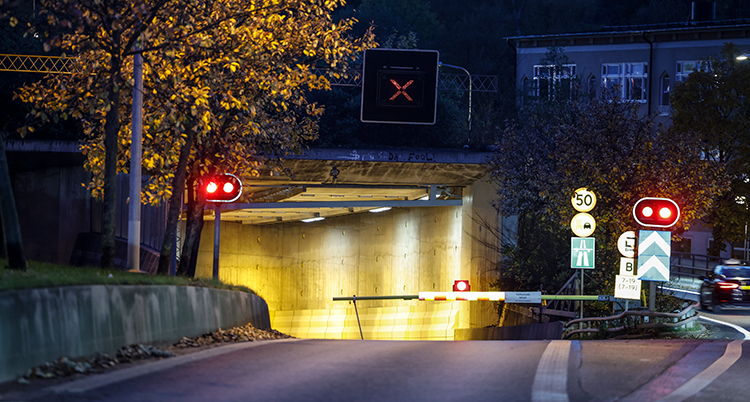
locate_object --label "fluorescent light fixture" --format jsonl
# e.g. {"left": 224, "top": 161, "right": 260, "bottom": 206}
{"left": 302, "top": 213, "right": 324, "bottom": 223}
{"left": 369, "top": 207, "right": 392, "bottom": 213}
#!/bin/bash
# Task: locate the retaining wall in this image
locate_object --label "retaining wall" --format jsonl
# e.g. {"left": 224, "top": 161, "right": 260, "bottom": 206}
{"left": 0, "top": 285, "right": 269, "bottom": 383}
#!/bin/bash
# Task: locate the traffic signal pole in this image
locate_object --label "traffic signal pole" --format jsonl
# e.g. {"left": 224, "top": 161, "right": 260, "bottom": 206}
{"left": 213, "top": 203, "right": 221, "bottom": 280}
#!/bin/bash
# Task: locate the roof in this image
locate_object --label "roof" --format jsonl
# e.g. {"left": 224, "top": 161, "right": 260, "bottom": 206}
{"left": 505, "top": 18, "right": 750, "bottom": 43}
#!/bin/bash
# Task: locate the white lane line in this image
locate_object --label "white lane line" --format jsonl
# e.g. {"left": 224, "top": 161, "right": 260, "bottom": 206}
{"left": 657, "top": 340, "right": 744, "bottom": 402}
{"left": 699, "top": 316, "right": 750, "bottom": 340}
{"left": 531, "top": 340, "right": 571, "bottom": 402}
{"left": 661, "top": 286, "right": 699, "bottom": 295}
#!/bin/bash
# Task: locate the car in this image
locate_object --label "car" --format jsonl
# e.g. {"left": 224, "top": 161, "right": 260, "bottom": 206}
{"left": 699, "top": 260, "right": 750, "bottom": 313}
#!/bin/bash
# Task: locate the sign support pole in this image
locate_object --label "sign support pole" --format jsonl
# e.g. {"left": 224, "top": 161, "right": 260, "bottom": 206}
{"left": 580, "top": 269, "right": 584, "bottom": 320}
{"left": 649, "top": 281, "right": 656, "bottom": 312}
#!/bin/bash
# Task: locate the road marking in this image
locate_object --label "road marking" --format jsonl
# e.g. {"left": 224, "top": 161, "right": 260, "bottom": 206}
{"left": 657, "top": 340, "right": 744, "bottom": 402}
{"left": 661, "top": 286, "right": 698, "bottom": 295}
{"left": 531, "top": 340, "right": 571, "bottom": 402}
{"left": 51, "top": 338, "right": 303, "bottom": 394}
{"left": 699, "top": 316, "right": 750, "bottom": 340}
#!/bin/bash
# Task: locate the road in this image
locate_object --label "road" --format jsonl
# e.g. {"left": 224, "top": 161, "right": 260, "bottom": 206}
{"left": 5, "top": 337, "right": 750, "bottom": 402}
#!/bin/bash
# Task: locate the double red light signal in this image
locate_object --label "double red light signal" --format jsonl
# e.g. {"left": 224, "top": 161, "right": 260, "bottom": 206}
{"left": 201, "top": 173, "right": 242, "bottom": 203}
{"left": 453, "top": 280, "right": 471, "bottom": 292}
{"left": 633, "top": 197, "right": 680, "bottom": 228}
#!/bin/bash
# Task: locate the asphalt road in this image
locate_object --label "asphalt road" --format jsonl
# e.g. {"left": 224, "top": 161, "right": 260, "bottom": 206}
{"left": 5, "top": 337, "right": 750, "bottom": 402}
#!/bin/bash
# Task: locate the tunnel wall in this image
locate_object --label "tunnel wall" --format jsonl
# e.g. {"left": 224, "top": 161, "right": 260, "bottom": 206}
{"left": 194, "top": 178, "right": 501, "bottom": 336}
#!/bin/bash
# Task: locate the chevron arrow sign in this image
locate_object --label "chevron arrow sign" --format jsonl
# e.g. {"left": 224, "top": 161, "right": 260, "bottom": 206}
{"left": 637, "top": 230, "right": 671, "bottom": 282}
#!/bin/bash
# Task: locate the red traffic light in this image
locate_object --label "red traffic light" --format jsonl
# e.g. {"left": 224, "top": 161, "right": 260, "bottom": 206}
{"left": 453, "top": 280, "right": 470, "bottom": 292}
{"left": 633, "top": 197, "right": 680, "bottom": 228}
{"left": 201, "top": 173, "right": 242, "bottom": 203}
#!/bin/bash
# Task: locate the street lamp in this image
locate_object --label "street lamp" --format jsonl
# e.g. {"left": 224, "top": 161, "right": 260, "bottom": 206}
{"left": 736, "top": 54, "right": 750, "bottom": 61}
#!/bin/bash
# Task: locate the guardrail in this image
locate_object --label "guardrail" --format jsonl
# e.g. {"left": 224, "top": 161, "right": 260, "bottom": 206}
{"left": 562, "top": 302, "right": 700, "bottom": 339}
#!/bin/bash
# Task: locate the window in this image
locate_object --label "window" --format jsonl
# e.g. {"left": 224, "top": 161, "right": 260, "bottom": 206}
{"left": 660, "top": 73, "right": 670, "bottom": 106}
{"left": 533, "top": 64, "right": 576, "bottom": 101}
{"left": 601, "top": 62, "right": 648, "bottom": 102}
{"left": 658, "top": 73, "right": 671, "bottom": 115}
{"left": 587, "top": 74, "right": 597, "bottom": 99}
{"left": 676, "top": 61, "right": 699, "bottom": 82}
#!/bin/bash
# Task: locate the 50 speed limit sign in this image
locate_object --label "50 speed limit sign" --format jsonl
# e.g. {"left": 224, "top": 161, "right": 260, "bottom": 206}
{"left": 571, "top": 188, "right": 597, "bottom": 213}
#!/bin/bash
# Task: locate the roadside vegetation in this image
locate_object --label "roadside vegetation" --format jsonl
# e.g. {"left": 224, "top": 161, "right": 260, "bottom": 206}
{"left": 0, "top": 258, "right": 255, "bottom": 294}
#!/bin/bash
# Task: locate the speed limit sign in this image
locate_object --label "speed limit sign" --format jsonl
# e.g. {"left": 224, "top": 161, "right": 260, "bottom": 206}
{"left": 571, "top": 188, "right": 597, "bottom": 213}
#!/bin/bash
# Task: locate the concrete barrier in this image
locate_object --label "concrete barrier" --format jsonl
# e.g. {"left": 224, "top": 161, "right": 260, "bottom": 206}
{"left": 0, "top": 285, "right": 269, "bottom": 383}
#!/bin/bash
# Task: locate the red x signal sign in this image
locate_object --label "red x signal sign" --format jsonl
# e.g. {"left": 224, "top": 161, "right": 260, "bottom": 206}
{"left": 389, "top": 79, "right": 415, "bottom": 101}
{"left": 361, "top": 48, "right": 439, "bottom": 125}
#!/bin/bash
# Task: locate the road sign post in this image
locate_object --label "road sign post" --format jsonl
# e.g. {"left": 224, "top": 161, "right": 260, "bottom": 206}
{"left": 570, "top": 188, "right": 597, "bottom": 321}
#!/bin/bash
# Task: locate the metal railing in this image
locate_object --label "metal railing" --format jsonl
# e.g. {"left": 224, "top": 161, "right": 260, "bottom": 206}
{"left": 562, "top": 302, "right": 700, "bottom": 339}
{"left": 670, "top": 252, "right": 747, "bottom": 278}
{"left": 0, "top": 54, "right": 76, "bottom": 74}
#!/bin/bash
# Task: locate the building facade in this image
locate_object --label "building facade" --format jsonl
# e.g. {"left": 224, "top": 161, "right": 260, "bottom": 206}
{"left": 507, "top": 18, "right": 750, "bottom": 259}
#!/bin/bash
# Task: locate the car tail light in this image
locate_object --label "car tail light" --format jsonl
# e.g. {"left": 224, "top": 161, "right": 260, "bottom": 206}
{"left": 718, "top": 282, "right": 740, "bottom": 290}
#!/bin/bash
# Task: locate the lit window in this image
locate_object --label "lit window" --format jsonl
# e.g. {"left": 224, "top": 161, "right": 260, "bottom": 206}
{"left": 532, "top": 64, "right": 576, "bottom": 101}
{"left": 601, "top": 62, "right": 648, "bottom": 102}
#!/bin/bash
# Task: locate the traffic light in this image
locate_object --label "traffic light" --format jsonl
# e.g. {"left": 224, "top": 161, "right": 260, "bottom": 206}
{"left": 201, "top": 173, "right": 242, "bottom": 203}
{"left": 453, "top": 280, "right": 471, "bottom": 292}
{"left": 361, "top": 48, "right": 439, "bottom": 125}
{"left": 633, "top": 197, "right": 680, "bottom": 228}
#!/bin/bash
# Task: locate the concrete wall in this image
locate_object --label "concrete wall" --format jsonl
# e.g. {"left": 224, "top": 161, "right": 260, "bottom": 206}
{"left": 0, "top": 285, "right": 269, "bottom": 383}
{"left": 195, "top": 177, "right": 501, "bottom": 335}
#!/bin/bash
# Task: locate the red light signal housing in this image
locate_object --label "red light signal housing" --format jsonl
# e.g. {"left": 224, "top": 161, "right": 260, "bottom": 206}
{"left": 633, "top": 197, "right": 680, "bottom": 228}
{"left": 201, "top": 173, "right": 242, "bottom": 203}
{"left": 453, "top": 280, "right": 470, "bottom": 292}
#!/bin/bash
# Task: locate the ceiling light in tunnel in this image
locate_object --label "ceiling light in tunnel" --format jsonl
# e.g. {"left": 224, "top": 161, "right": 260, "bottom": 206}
{"left": 369, "top": 207, "right": 392, "bottom": 213}
{"left": 302, "top": 213, "right": 325, "bottom": 223}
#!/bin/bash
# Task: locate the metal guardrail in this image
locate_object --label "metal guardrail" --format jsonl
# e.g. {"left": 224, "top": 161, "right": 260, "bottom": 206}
{"left": 562, "top": 302, "right": 700, "bottom": 339}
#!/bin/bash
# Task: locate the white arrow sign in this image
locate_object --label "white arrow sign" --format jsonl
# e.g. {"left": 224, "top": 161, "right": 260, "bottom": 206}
{"left": 638, "top": 231, "right": 671, "bottom": 257}
{"left": 637, "top": 230, "right": 671, "bottom": 282}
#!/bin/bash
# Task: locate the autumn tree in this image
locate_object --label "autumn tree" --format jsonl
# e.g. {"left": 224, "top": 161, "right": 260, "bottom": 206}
{"left": 670, "top": 42, "right": 750, "bottom": 256}
{"left": 491, "top": 87, "right": 727, "bottom": 297}
{"left": 16, "top": 0, "right": 373, "bottom": 275}
{"left": 16, "top": 0, "right": 174, "bottom": 269}
{"left": 132, "top": 0, "right": 374, "bottom": 275}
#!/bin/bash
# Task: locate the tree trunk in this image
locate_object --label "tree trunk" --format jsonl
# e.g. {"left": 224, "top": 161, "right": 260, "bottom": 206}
{"left": 157, "top": 128, "right": 197, "bottom": 274}
{"left": 0, "top": 137, "right": 25, "bottom": 270}
{"left": 186, "top": 205, "right": 204, "bottom": 278}
{"left": 177, "top": 174, "right": 206, "bottom": 277}
{"left": 100, "top": 69, "right": 122, "bottom": 269}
